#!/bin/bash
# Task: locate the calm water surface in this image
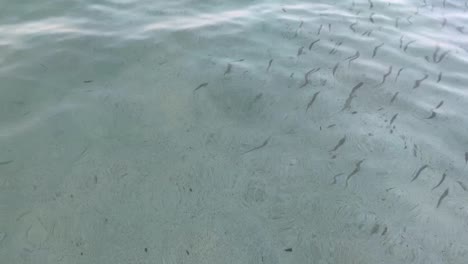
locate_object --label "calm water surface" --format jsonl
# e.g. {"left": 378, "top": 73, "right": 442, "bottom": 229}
{"left": 1, "top": 0, "right": 468, "bottom": 263}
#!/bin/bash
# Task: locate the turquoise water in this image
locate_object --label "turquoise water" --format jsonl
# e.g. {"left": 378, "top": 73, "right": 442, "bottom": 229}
{"left": 1, "top": 0, "right": 468, "bottom": 263}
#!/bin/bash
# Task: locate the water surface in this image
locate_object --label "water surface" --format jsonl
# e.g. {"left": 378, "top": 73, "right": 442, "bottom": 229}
{"left": 1, "top": 0, "right": 468, "bottom": 263}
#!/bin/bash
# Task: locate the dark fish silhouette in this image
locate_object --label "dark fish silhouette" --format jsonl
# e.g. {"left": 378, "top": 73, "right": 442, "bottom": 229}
{"left": 332, "top": 62, "right": 339, "bottom": 76}
{"left": 345, "top": 159, "right": 365, "bottom": 187}
{"left": 411, "top": 165, "right": 429, "bottom": 182}
{"left": 389, "top": 113, "right": 398, "bottom": 125}
{"left": 309, "top": 39, "right": 320, "bottom": 50}
{"left": 330, "top": 136, "right": 346, "bottom": 152}
{"left": 317, "top": 24, "right": 323, "bottom": 35}
{"left": 404, "top": 40, "right": 416, "bottom": 52}
{"left": 426, "top": 111, "right": 436, "bottom": 119}
{"left": 243, "top": 136, "right": 271, "bottom": 154}
{"left": 369, "top": 12, "right": 375, "bottom": 23}
{"left": 436, "top": 188, "right": 449, "bottom": 208}
{"left": 299, "top": 68, "right": 320, "bottom": 88}
{"left": 341, "top": 82, "right": 364, "bottom": 111}
{"left": 390, "top": 92, "right": 399, "bottom": 104}
{"left": 380, "top": 66, "right": 392, "bottom": 85}
{"left": 331, "top": 173, "right": 344, "bottom": 184}
{"left": 194, "top": 82, "right": 208, "bottom": 92}
{"left": 457, "top": 181, "right": 467, "bottom": 191}
{"left": 297, "top": 46, "right": 304, "bottom": 56}
{"left": 266, "top": 59, "right": 273, "bottom": 72}
{"left": 395, "top": 67, "right": 405, "bottom": 82}
{"left": 372, "top": 43, "right": 384, "bottom": 58}
{"left": 0, "top": 160, "right": 13, "bottom": 165}
{"left": 432, "top": 171, "right": 447, "bottom": 190}
{"left": 306, "top": 91, "right": 320, "bottom": 112}
{"left": 224, "top": 63, "right": 232, "bottom": 75}
{"left": 349, "top": 22, "right": 357, "bottom": 32}
{"left": 413, "top": 74, "right": 428, "bottom": 89}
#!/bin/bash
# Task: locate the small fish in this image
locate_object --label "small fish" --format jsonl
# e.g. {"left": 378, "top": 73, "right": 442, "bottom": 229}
{"left": 432, "top": 171, "right": 447, "bottom": 190}
{"left": 368, "top": 0, "right": 373, "bottom": 9}
{"left": 328, "top": 23, "right": 331, "bottom": 32}
{"left": 0, "top": 160, "right": 13, "bottom": 165}
{"left": 331, "top": 173, "right": 344, "bottom": 184}
{"left": 349, "top": 22, "right": 357, "bottom": 32}
{"left": 389, "top": 113, "right": 398, "bottom": 125}
{"left": 403, "top": 40, "right": 416, "bottom": 52}
{"left": 413, "top": 144, "right": 418, "bottom": 157}
{"left": 436, "top": 188, "right": 449, "bottom": 208}
{"left": 327, "top": 124, "right": 336, "bottom": 128}
{"left": 306, "top": 91, "right": 320, "bottom": 112}
{"left": 299, "top": 68, "right": 320, "bottom": 88}
{"left": 426, "top": 111, "right": 436, "bottom": 119}
{"left": 332, "top": 62, "right": 339, "bottom": 76}
{"left": 284, "top": 248, "right": 293, "bottom": 252}
{"left": 329, "top": 42, "right": 342, "bottom": 55}
{"left": 381, "top": 226, "right": 388, "bottom": 236}
{"left": 411, "top": 164, "right": 429, "bottom": 182}
{"left": 345, "top": 51, "right": 360, "bottom": 66}
{"left": 361, "top": 30, "right": 372, "bottom": 36}
{"left": 372, "top": 43, "right": 384, "bottom": 58}
{"left": 297, "top": 46, "right": 304, "bottom": 56}
{"left": 413, "top": 74, "right": 428, "bottom": 89}
{"left": 380, "top": 66, "right": 393, "bottom": 85}
{"left": 282, "top": 8, "right": 287, "bottom": 12}
{"left": 465, "top": 152, "right": 468, "bottom": 164}
{"left": 317, "top": 24, "right": 323, "bottom": 35}
{"left": 435, "top": 51, "right": 450, "bottom": 63}
{"left": 330, "top": 136, "right": 346, "bottom": 152}
{"left": 84, "top": 80, "right": 93, "bottom": 83}
{"left": 441, "top": 17, "right": 447, "bottom": 28}
{"left": 390, "top": 92, "right": 399, "bottom": 104}
{"left": 437, "top": 72, "right": 442, "bottom": 83}
{"left": 399, "top": 35, "right": 404, "bottom": 49}
{"left": 341, "top": 82, "right": 364, "bottom": 111}
{"left": 243, "top": 136, "right": 271, "bottom": 155}
{"left": 457, "top": 181, "right": 467, "bottom": 191}
{"left": 369, "top": 12, "right": 375, "bottom": 23}
{"left": 309, "top": 39, "right": 320, "bottom": 50}
{"left": 435, "top": 100, "right": 444, "bottom": 109}
{"left": 224, "top": 63, "right": 232, "bottom": 75}
{"left": 432, "top": 46, "right": 440, "bottom": 62}
{"left": 194, "top": 82, "right": 208, "bottom": 92}
{"left": 248, "top": 93, "right": 263, "bottom": 110}
{"left": 406, "top": 15, "right": 413, "bottom": 25}
{"left": 394, "top": 67, "right": 404, "bottom": 82}
{"left": 345, "top": 159, "right": 365, "bottom": 187}
{"left": 266, "top": 59, "right": 273, "bottom": 72}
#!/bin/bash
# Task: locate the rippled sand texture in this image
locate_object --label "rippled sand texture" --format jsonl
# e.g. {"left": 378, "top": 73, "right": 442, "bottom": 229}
{"left": 1, "top": 0, "right": 468, "bottom": 263}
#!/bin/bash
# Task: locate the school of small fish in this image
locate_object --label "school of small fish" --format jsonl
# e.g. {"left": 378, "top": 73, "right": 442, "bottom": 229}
{"left": 189, "top": 0, "right": 468, "bottom": 213}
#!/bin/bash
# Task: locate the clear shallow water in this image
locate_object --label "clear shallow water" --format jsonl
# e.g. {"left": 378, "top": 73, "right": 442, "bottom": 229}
{"left": 1, "top": 0, "right": 468, "bottom": 263}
